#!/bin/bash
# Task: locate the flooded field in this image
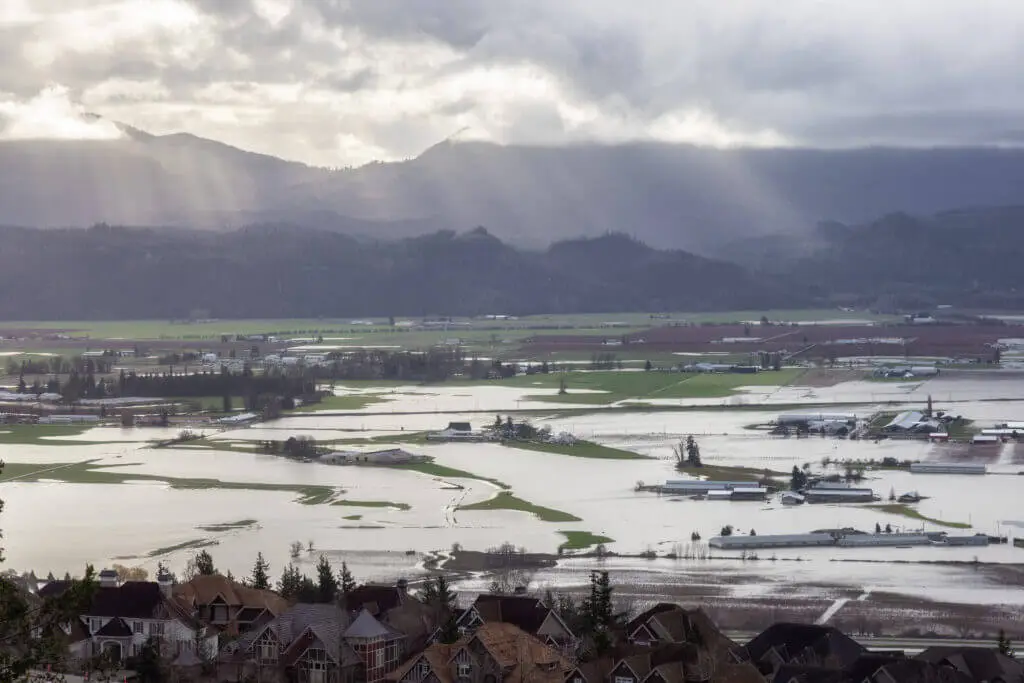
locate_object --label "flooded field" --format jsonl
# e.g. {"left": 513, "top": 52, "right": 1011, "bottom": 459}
{"left": 2, "top": 373, "right": 1024, "bottom": 613}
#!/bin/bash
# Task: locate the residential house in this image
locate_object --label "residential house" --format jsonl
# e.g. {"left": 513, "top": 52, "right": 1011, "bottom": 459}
{"left": 625, "top": 604, "right": 737, "bottom": 661}
{"left": 916, "top": 647, "right": 1023, "bottom": 683}
{"left": 344, "top": 581, "right": 436, "bottom": 653}
{"left": 771, "top": 653, "right": 976, "bottom": 683}
{"left": 38, "top": 569, "right": 215, "bottom": 665}
{"left": 455, "top": 594, "right": 576, "bottom": 655}
{"left": 173, "top": 574, "right": 289, "bottom": 637}
{"left": 391, "top": 621, "right": 572, "bottom": 683}
{"left": 733, "top": 624, "right": 865, "bottom": 677}
{"left": 223, "top": 604, "right": 406, "bottom": 683}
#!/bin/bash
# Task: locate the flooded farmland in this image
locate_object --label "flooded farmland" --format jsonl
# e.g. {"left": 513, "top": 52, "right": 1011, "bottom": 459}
{"left": 2, "top": 374, "right": 1024, "bottom": 619}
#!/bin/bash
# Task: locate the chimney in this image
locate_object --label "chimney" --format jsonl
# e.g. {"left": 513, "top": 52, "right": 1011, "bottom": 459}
{"left": 98, "top": 569, "right": 119, "bottom": 588}
{"left": 157, "top": 569, "right": 174, "bottom": 598}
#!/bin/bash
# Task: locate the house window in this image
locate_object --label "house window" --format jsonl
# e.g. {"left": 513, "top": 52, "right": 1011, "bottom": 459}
{"left": 256, "top": 632, "right": 278, "bottom": 663}
{"left": 301, "top": 647, "right": 330, "bottom": 683}
{"left": 457, "top": 663, "right": 471, "bottom": 678}
{"left": 148, "top": 622, "right": 165, "bottom": 636}
{"left": 615, "top": 676, "right": 633, "bottom": 683}
{"left": 134, "top": 621, "right": 144, "bottom": 634}
{"left": 89, "top": 618, "right": 102, "bottom": 633}
{"left": 416, "top": 661, "right": 430, "bottom": 678}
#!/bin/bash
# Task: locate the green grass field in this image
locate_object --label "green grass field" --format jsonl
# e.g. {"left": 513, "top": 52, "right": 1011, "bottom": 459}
{"left": 868, "top": 504, "right": 972, "bottom": 529}
{"left": 452, "top": 368, "right": 805, "bottom": 405}
{"left": 501, "top": 439, "right": 650, "bottom": 460}
{"left": 330, "top": 499, "right": 411, "bottom": 510}
{"left": 0, "top": 424, "right": 100, "bottom": 445}
{"left": 146, "top": 538, "right": 219, "bottom": 557}
{"left": 292, "top": 393, "right": 392, "bottom": 412}
{"left": 0, "top": 460, "right": 338, "bottom": 504}
{"left": 0, "top": 310, "right": 890, "bottom": 345}
{"left": 558, "top": 530, "right": 614, "bottom": 551}
{"left": 457, "top": 491, "right": 581, "bottom": 522}
{"left": 393, "top": 462, "right": 510, "bottom": 489}
{"left": 195, "top": 519, "right": 257, "bottom": 532}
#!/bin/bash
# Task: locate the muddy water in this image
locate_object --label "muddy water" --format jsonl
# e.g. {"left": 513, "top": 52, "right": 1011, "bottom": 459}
{"left": 1, "top": 378, "right": 1022, "bottom": 605}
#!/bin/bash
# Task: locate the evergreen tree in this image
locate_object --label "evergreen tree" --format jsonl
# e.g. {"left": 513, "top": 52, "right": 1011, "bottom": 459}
{"left": 685, "top": 436, "right": 702, "bottom": 467}
{"left": 251, "top": 552, "right": 271, "bottom": 590}
{"left": 790, "top": 465, "right": 808, "bottom": 491}
{"left": 418, "top": 576, "right": 459, "bottom": 642}
{"left": 338, "top": 562, "right": 357, "bottom": 594}
{"left": 194, "top": 550, "right": 216, "bottom": 576}
{"left": 875, "top": 522, "right": 882, "bottom": 534}
{"left": 278, "top": 563, "right": 304, "bottom": 600}
{"left": 997, "top": 629, "right": 1014, "bottom": 657}
{"left": 316, "top": 555, "right": 338, "bottom": 603}
{"left": 136, "top": 636, "right": 166, "bottom": 683}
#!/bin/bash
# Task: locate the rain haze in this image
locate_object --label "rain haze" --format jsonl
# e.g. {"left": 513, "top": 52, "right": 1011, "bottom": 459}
{"left": 3, "top": 0, "right": 1024, "bottom": 674}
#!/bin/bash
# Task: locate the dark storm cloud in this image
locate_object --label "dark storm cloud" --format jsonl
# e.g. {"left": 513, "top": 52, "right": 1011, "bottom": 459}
{"left": 5, "top": 0, "right": 1024, "bottom": 164}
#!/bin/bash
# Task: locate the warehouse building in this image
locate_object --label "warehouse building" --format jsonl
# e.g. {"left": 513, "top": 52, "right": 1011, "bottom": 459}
{"left": 910, "top": 462, "right": 987, "bottom": 475}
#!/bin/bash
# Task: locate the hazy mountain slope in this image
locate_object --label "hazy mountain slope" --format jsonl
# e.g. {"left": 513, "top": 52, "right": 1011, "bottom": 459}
{"left": 7, "top": 127, "right": 1024, "bottom": 251}
{"left": 0, "top": 226, "right": 802, "bottom": 320}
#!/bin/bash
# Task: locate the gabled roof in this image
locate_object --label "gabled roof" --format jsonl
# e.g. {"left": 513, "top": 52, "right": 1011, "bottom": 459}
{"left": 626, "top": 604, "right": 684, "bottom": 636}
{"left": 916, "top": 647, "right": 1024, "bottom": 682}
{"left": 565, "top": 657, "right": 614, "bottom": 683}
{"left": 740, "top": 623, "right": 865, "bottom": 669}
{"left": 95, "top": 617, "right": 133, "bottom": 638}
{"left": 344, "top": 584, "right": 406, "bottom": 616}
{"left": 465, "top": 594, "right": 568, "bottom": 637}
{"left": 390, "top": 645, "right": 457, "bottom": 683}
{"left": 175, "top": 575, "right": 288, "bottom": 615}
{"left": 44, "top": 581, "right": 166, "bottom": 620}
{"left": 239, "top": 603, "right": 350, "bottom": 655}
{"left": 345, "top": 608, "right": 399, "bottom": 639}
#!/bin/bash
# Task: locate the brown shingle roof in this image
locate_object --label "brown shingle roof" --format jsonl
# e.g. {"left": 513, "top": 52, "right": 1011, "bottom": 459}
{"left": 468, "top": 595, "right": 559, "bottom": 636}
{"left": 391, "top": 622, "right": 570, "bottom": 683}
{"left": 175, "top": 575, "right": 288, "bottom": 614}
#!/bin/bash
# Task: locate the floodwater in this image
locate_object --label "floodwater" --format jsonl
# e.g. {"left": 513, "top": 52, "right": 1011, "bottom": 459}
{"left": 2, "top": 376, "right": 1023, "bottom": 606}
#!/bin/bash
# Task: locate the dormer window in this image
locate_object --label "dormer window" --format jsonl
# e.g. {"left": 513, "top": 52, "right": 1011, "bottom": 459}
{"left": 417, "top": 661, "right": 430, "bottom": 677}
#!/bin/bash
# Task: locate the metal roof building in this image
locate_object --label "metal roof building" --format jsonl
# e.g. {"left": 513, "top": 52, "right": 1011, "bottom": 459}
{"left": 884, "top": 411, "right": 926, "bottom": 430}
{"left": 910, "top": 462, "right": 987, "bottom": 474}
{"left": 708, "top": 533, "right": 836, "bottom": 549}
{"left": 836, "top": 533, "right": 932, "bottom": 547}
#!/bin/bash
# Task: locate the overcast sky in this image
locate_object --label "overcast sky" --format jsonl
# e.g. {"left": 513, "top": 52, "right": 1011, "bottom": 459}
{"left": 1, "top": 0, "right": 1023, "bottom": 167}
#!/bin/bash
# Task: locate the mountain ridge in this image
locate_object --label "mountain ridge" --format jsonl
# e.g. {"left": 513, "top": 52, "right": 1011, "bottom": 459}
{"left": 7, "top": 124, "right": 1024, "bottom": 252}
